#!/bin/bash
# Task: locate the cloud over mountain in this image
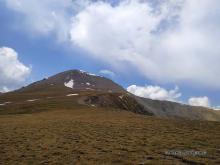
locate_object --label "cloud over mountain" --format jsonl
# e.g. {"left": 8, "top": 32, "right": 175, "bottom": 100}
{"left": 4, "top": 0, "right": 220, "bottom": 89}
{"left": 99, "top": 69, "right": 115, "bottom": 77}
{"left": 188, "top": 96, "right": 210, "bottom": 108}
{"left": 0, "top": 47, "right": 31, "bottom": 92}
{"left": 127, "top": 84, "right": 181, "bottom": 101}
{"left": 70, "top": 0, "right": 220, "bottom": 88}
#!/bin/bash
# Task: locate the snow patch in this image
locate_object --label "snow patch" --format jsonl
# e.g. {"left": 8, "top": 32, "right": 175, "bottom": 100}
{"left": 67, "top": 93, "right": 79, "bottom": 96}
{"left": 79, "top": 70, "right": 99, "bottom": 77}
{"left": 5, "top": 102, "right": 11, "bottom": 104}
{"left": 27, "top": 99, "right": 39, "bottom": 102}
{"left": 86, "top": 82, "right": 91, "bottom": 86}
{"left": 79, "top": 70, "right": 86, "bottom": 73}
{"left": 86, "top": 88, "right": 94, "bottom": 90}
{"left": 87, "top": 73, "right": 96, "bottom": 76}
{"left": 64, "top": 79, "right": 74, "bottom": 89}
{"left": 119, "top": 95, "right": 124, "bottom": 99}
{"left": 0, "top": 102, "right": 11, "bottom": 106}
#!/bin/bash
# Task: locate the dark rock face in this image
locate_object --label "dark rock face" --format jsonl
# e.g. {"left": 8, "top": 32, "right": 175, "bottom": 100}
{"left": 83, "top": 93, "right": 153, "bottom": 116}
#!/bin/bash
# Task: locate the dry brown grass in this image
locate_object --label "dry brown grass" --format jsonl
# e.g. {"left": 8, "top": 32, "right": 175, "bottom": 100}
{"left": 0, "top": 108, "right": 220, "bottom": 165}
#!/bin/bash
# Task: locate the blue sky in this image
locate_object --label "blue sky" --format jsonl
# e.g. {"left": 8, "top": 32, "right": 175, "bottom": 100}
{"left": 0, "top": 0, "right": 220, "bottom": 108}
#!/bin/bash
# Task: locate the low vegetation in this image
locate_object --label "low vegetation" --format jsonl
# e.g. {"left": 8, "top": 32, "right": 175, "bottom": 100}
{"left": 0, "top": 107, "right": 220, "bottom": 164}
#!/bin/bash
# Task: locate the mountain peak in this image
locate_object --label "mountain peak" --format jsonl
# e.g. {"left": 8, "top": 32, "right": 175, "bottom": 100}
{"left": 60, "top": 69, "right": 100, "bottom": 76}
{"left": 18, "top": 69, "right": 125, "bottom": 93}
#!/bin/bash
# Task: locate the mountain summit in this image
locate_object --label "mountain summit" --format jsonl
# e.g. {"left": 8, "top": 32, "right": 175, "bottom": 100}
{"left": 18, "top": 70, "right": 125, "bottom": 93}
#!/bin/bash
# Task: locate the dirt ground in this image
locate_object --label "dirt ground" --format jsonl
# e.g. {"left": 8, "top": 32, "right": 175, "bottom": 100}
{"left": 0, "top": 108, "right": 220, "bottom": 165}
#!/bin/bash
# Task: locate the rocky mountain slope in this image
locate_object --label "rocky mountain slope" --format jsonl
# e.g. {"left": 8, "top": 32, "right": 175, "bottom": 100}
{"left": 135, "top": 96, "right": 220, "bottom": 121}
{"left": 0, "top": 69, "right": 220, "bottom": 121}
{"left": 17, "top": 70, "right": 125, "bottom": 93}
{"left": 0, "top": 70, "right": 149, "bottom": 116}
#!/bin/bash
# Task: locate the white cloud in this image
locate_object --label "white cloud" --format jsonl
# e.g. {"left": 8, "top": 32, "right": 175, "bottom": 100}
{"left": 127, "top": 85, "right": 220, "bottom": 109}
{"left": 0, "top": 86, "right": 10, "bottom": 93}
{"left": 70, "top": 0, "right": 220, "bottom": 89}
{"left": 213, "top": 106, "right": 220, "bottom": 111}
{"left": 0, "top": 47, "right": 31, "bottom": 92}
{"left": 4, "top": 0, "right": 90, "bottom": 41}
{"left": 188, "top": 96, "right": 210, "bottom": 108}
{"left": 127, "top": 84, "right": 181, "bottom": 101}
{"left": 4, "top": 0, "right": 220, "bottom": 88}
{"left": 99, "top": 69, "right": 115, "bottom": 77}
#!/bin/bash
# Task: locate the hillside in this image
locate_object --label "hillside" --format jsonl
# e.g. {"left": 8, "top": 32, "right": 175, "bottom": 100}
{"left": 0, "top": 108, "right": 220, "bottom": 164}
{"left": 0, "top": 70, "right": 150, "bottom": 115}
{"left": 135, "top": 96, "right": 220, "bottom": 121}
{"left": 0, "top": 69, "right": 220, "bottom": 121}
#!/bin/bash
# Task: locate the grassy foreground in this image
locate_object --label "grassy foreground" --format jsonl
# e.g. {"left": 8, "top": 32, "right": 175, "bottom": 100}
{"left": 0, "top": 108, "right": 220, "bottom": 165}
